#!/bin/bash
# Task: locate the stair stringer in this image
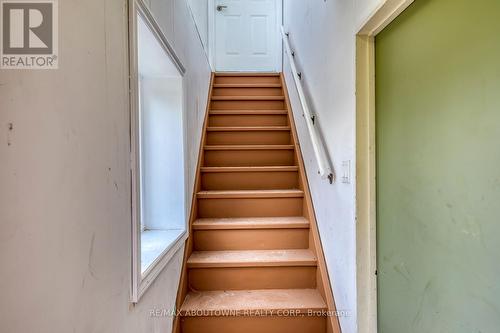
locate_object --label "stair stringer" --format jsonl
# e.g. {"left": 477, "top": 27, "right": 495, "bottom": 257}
{"left": 280, "top": 73, "right": 342, "bottom": 333}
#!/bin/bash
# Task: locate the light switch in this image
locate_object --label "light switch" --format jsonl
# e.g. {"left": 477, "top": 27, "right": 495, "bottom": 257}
{"left": 341, "top": 160, "right": 351, "bottom": 184}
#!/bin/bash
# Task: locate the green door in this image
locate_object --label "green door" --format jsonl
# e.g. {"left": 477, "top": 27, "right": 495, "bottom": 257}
{"left": 375, "top": 0, "right": 500, "bottom": 332}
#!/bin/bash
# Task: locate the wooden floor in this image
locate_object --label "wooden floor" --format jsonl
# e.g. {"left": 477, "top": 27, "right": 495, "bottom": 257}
{"left": 174, "top": 73, "right": 341, "bottom": 333}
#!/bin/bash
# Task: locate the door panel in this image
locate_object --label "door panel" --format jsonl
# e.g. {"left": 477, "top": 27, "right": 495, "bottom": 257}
{"left": 250, "top": 16, "right": 268, "bottom": 54}
{"left": 376, "top": 0, "right": 500, "bottom": 332}
{"left": 224, "top": 15, "right": 243, "bottom": 55}
{"left": 215, "top": 0, "right": 277, "bottom": 71}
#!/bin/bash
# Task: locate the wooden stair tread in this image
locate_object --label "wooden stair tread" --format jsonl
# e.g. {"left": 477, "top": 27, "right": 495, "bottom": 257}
{"left": 210, "top": 110, "right": 288, "bottom": 115}
{"left": 204, "top": 145, "right": 294, "bottom": 151}
{"left": 211, "top": 96, "right": 285, "bottom": 101}
{"left": 192, "top": 217, "right": 309, "bottom": 230}
{"left": 207, "top": 126, "right": 290, "bottom": 132}
{"left": 215, "top": 73, "right": 280, "bottom": 77}
{"left": 180, "top": 289, "right": 326, "bottom": 315}
{"left": 213, "top": 83, "right": 282, "bottom": 88}
{"left": 201, "top": 166, "right": 299, "bottom": 173}
{"left": 197, "top": 189, "right": 304, "bottom": 199}
{"left": 187, "top": 249, "right": 316, "bottom": 268}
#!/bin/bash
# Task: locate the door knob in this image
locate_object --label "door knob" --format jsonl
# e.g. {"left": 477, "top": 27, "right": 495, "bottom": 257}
{"left": 216, "top": 5, "right": 228, "bottom": 11}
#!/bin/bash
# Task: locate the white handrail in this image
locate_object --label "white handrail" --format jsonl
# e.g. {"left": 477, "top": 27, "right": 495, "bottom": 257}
{"left": 281, "top": 27, "right": 334, "bottom": 184}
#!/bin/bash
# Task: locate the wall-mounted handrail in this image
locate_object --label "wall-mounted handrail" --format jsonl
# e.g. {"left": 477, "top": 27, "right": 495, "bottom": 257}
{"left": 281, "top": 26, "right": 334, "bottom": 184}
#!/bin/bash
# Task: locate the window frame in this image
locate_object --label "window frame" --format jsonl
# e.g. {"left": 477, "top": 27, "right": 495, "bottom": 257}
{"left": 129, "top": 0, "right": 188, "bottom": 303}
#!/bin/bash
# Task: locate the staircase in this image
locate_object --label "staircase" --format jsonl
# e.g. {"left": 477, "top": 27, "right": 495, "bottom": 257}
{"left": 175, "top": 73, "right": 341, "bottom": 333}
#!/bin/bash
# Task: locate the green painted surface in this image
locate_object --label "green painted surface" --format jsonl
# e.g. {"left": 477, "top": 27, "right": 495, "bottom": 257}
{"left": 375, "top": 0, "right": 500, "bottom": 332}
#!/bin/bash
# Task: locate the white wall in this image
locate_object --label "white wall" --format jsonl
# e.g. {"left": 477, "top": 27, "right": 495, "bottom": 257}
{"left": 355, "top": 0, "right": 385, "bottom": 29}
{"left": 282, "top": 1, "right": 382, "bottom": 332}
{"left": 0, "top": 0, "right": 211, "bottom": 332}
{"left": 187, "top": 0, "right": 209, "bottom": 50}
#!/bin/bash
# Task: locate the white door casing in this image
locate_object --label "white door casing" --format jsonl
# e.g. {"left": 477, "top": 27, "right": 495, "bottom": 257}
{"left": 355, "top": 1, "right": 416, "bottom": 332}
{"left": 214, "top": 0, "right": 279, "bottom": 72}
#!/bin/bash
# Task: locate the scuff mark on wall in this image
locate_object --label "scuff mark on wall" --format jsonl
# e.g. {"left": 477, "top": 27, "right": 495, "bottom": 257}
{"left": 7, "top": 122, "right": 13, "bottom": 146}
{"left": 88, "top": 232, "right": 98, "bottom": 280}
{"left": 107, "top": 167, "right": 119, "bottom": 191}
{"left": 393, "top": 262, "right": 411, "bottom": 283}
{"left": 412, "top": 279, "right": 434, "bottom": 328}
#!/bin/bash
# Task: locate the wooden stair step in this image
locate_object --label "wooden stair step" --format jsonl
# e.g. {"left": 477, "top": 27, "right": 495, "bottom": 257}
{"left": 211, "top": 96, "right": 285, "bottom": 101}
{"left": 192, "top": 217, "right": 309, "bottom": 251}
{"left": 213, "top": 83, "right": 282, "bottom": 88}
{"left": 187, "top": 250, "right": 317, "bottom": 290}
{"left": 206, "top": 126, "right": 290, "bottom": 132}
{"left": 192, "top": 217, "right": 308, "bottom": 230}
{"left": 208, "top": 111, "right": 289, "bottom": 127}
{"left": 197, "top": 189, "right": 304, "bottom": 199}
{"left": 209, "top": 110, "right": 288, "bottom": 115}
{"left": 206, "top": 127, "right": 292, "bottom": 145}
{"left": 210, "top": 99, "right": 285, "bottom": 110}
{"left": 180, "top": 289, "right": 326, "bottom": 315}
{"left": 203, "top": 145, "right": 295, "bottom": 167}
{"left": 201, "top": 166, "right": 298, "bottom": 173}
{"left": 197, "top": 194, "right": 303, "bottom": 218}
{"left": 196, "top": 190, "right": 304, "bottom": 218}
{"left": 212, "top": 85, "right": 283, "bottom": 97}
{"left": 213, "top": 73, "right": 281, "bottom": 86}
{"left": 214, "top": 73, "right": 280, "bottom": 77}
{"left": 201, "top": 166, "right": 299, "bottom": 190}
{"left": 193, "top": 226, "right": 308, "bottom": 251}
{"left": 204, "top": 144, "right": 294, "bottom": 151}
{"left": 187, "top": 249, "right": 316, "bottom": 268}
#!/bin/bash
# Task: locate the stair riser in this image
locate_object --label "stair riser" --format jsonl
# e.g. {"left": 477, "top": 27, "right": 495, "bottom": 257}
{"left": 206, "top": 131, "right": 291, "bottom": 145}
{"left": 204, "top": 150, "right": 295, "bottom": 167}
{"left": 214, "top": 76, "right": 280, "bottom": 85}
{"left": 208, "top": 114, "right": 288, "bottom": 127}
{"left": 198, "top": 197, "right": 303, "bottom": 218}
{"left": 181, "top": 316, "right": 326, "bottom": 333}
{"left": 188, "top": 267, "right": 317, "bottom": 290}
{"left": 211, "top": 100, "right": 285, "bottom": 110}
{"left": 201, "top": 171, "right": 299, "bottom": 190}
{"left": 213, "top": 87, "right": 283, "bottom": 96}
{"left": 193, "top": 228, "right": 308, "bottom": 250}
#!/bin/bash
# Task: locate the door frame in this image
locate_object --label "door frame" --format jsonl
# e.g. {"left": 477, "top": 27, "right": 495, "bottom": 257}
{"left": 355, "top": 1, "right": 415, "bottom": 332}
{"left": 207, "top": 0, "right": 283, "bottom": 72}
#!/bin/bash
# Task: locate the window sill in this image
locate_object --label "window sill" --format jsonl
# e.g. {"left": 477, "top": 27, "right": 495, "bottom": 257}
{"left": 141, "top": 229, "right": 184, "bottom": 274}
{"left": 134, "top": 228, "right": 187, "bottom": 303}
